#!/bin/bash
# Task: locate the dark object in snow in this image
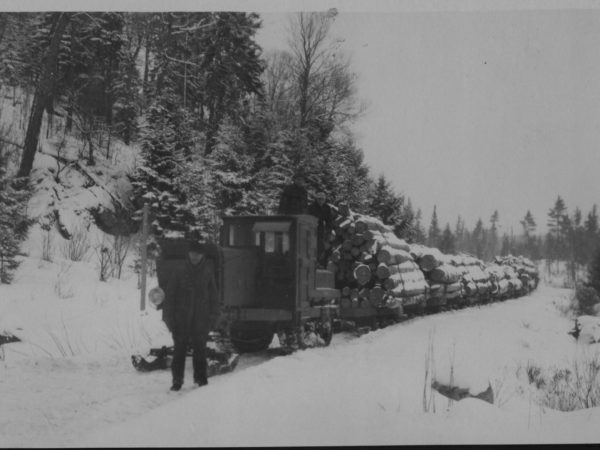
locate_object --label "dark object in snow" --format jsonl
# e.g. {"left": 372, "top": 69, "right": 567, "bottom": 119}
{"left": 132, "top": 341, "right": 240, "bottom": 377}
{"left": 0, "top": 333, "right": 21, "bottom": 346}
{"left": 431, "top": 380, "right": 494, "bottom": 404}
{"left": 568, "top": 318, "right": 582, "bottom": 341}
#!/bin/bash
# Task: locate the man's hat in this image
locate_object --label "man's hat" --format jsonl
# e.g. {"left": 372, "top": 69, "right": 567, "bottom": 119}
{"left": 188, "top": 240, "right": 205, "bottom": 254}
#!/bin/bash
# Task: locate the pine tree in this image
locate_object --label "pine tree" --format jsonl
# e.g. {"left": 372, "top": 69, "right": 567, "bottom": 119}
{"left": 472, "top": 218, "right": 486, "bottom": 259}
{"left": 130, "top": 88, "right": 198, "bottom": 238}
{"left": 584, "top": 204, "right": 599, "bottom": 263}
{"left": 500, "top": 233, "right": 511, "bottom": 257}
{"left": 366, "top": 174, "right": 404, "bottom": 226}
{"left": 413, "top": 209, "right": 427, "bottom": 244}
{"left": 427, "top": 205, "right": 441, "bottom": 248}
{"left": 439, "top": 223, "right": 456, "bottom": 254}
{"left": 488, "top": 210, "right": 499, "bottom": 259}
{"left": 0, "top": 153, "right": 31, "bottom": 283}
{"left": 547, "top": 195, "right": 568, "bottom": 262}
{"left": 586, "top": 246, "right": 600, "bottom": 296}
{"left": 520, "top": 210, "right": 537, "bottom": 259}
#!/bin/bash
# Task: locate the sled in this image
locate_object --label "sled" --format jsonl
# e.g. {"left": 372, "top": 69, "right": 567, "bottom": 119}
{"left": 131, "top": 332, "right": 240, "bottom": 377}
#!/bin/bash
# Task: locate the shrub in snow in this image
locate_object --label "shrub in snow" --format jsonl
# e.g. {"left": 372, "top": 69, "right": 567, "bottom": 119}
{"left": 520, "top": 356, "right": 600, "bottom": 411}
{"left": 573, "top": 285, "right": 600, "bottom": 317}
{"left": 60, "top": 221, "right": 91, "bottom": 262}
{"left": 94, "top": 234, "right": 133, "bottom": 281}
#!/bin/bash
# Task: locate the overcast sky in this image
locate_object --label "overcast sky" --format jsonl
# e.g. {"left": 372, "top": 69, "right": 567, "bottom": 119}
{"left": 7, "top": 0, "right": 600, "bottom": 234}
{"left": 256, "top": 4, "right": 600, "bottom": 234}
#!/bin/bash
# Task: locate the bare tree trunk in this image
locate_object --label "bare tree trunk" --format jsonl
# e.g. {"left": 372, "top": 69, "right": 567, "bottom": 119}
{"left": 18, "top": 12, "right": 70, "bottom": 178}
{"left": 143, "top": 38, "right": 150, "bottom": 93}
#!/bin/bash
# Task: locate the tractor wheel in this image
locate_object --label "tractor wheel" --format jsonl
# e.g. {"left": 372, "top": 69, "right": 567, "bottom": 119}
{"left": 317, "top": 318, "right": 333, "bottom": 346}
{"left": 229, "top": 321, "right": 274, "bottom": 353}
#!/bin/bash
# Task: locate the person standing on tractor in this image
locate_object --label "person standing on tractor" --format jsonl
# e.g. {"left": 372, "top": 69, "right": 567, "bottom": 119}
{"left": 162, "top": 241, "right": 220, "bottom": 391}
{"left": 308, "top": 191, "right": 334, "bottom": 267}
{"left": 278, "top": 172, "right": 309, "bottom": 215}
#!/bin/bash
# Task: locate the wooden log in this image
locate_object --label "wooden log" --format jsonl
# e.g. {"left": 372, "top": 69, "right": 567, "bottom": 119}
{"left": 445, "top": 281, "right": 462, "bottom": 293}
{"left": 377, "top": 245, "right": 412, "bottom": 265}
{"left": 401, "top": 293, "right": 427, "bottom": 307}
{"left": 468, "top": 265, "right": 490, "bottom": 282}
{"left": 337, "top": 218, "right": 353, "bottom": 231}
{"left": 330, "top": 249, "right": 341, "bottom": 263}
{"left": 360, "top": 241, "right": 372, "bottom": 253}
{"left": 387, "top": 260, "right": 420, "bottom": 276}
{"left": 360, "top": 252, "right": 375, "bottom": 264}
{"left": 353, "top": 264, "right": 372, "bottom": 286}
{"left": 351, "top": 233, "right": 365, "bottom": 247}
{"left": 376, "top": 262, "right": 391, "bottom": 280}
{"left": 429, "top": 264, "right": 463, "bottom": 284}
{"left": 428, "top": 283, "right": 444, "bottom": 293}
{"left": 362, "top": 229, "right": 375, "bottom": 240}
{"left": 327, "top": 261, "right": 338, "bottom": 274}
{"left": 354, "top": 220, "right": 368, "bottom": 234}
{"left": 360, "top": 298, "right": 371, "bottom": 309}
{"left": 342, "top": 240, "right": 353, "bottom": 251}
{"left": 418, "top": 248, "right": 445, "bottom": 272}
{"left": 493, "top": 279, "right": 508, "bottom": 295}
{"left": 340, "top": 297, "right": 352, "bottom": 309}
{"left": 463, "top": 281, "right": 477, "bottom": 296}
{"left": 381, "top": 232, "right": 411, "bottom": 252}
{"left": 383, "top": 274, "right": 402, "bottom": 290}
{"left": 369, "top": 285, "right": 385, "bottom": 306}
{"left": 476, "top": 281, "right": 491, "bottom": 295}
{"left": 408, "top": 244, "right": 427, "bottom": 260}
{"left": 355, "top": 215, "right": 385, "bottom": 232}
{"left": 390, "top": 279, "right": 427, "bottom": 297}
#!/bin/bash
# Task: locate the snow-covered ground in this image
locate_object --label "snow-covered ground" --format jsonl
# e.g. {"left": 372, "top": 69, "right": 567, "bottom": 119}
{"left": 1, "top": 251, "right": 600, "bottom": 446}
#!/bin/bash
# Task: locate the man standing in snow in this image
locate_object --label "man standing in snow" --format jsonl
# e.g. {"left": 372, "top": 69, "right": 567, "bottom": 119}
{"left": 278, "top": 172, "right": 309, "bottom": 215}
{"left": 162, "top": 241, "right": 220, "bottom": 391}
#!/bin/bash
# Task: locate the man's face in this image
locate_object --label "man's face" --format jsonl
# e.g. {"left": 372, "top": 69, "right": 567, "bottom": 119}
{"left": 294, "top": 176, "right": 306, "bottom": 188}
{"left": 316, "top": 194, "right": 326, "bottom": 205}
{"left": 188, "top": 251, "right": 204, "bottom": 265}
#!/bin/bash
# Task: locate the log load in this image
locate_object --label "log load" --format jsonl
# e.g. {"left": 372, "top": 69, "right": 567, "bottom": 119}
{"left": 417, "top": 248, "right": 446, "bottom": 272}
{"left": 327, "top": 208, "right": 538, "bottom": 313}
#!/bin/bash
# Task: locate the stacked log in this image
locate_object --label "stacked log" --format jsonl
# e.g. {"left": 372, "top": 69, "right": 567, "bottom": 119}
{"left": 426, "top": 262, "right": 464, "bottom": 307}
{"left": 494, "top": 255, "right": 539, "bottom": 293}
{"left": 326, "top": 209, "right": 539, "bottom": 312}
{"left": 328, "top": 212, "right": 420, "bottom": 310}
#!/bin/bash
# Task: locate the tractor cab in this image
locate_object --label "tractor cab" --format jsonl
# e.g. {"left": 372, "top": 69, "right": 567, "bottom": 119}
{"left": 220, "top": 215, "right": 338, "bottom": 352}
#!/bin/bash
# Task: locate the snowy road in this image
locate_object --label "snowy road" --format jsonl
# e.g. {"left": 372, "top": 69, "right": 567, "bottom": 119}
{"left": 0, "top": 338, "right": 283, "bottom": 447}
{"left": 2, "top": 284, "right": 600, "bottom": 446}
